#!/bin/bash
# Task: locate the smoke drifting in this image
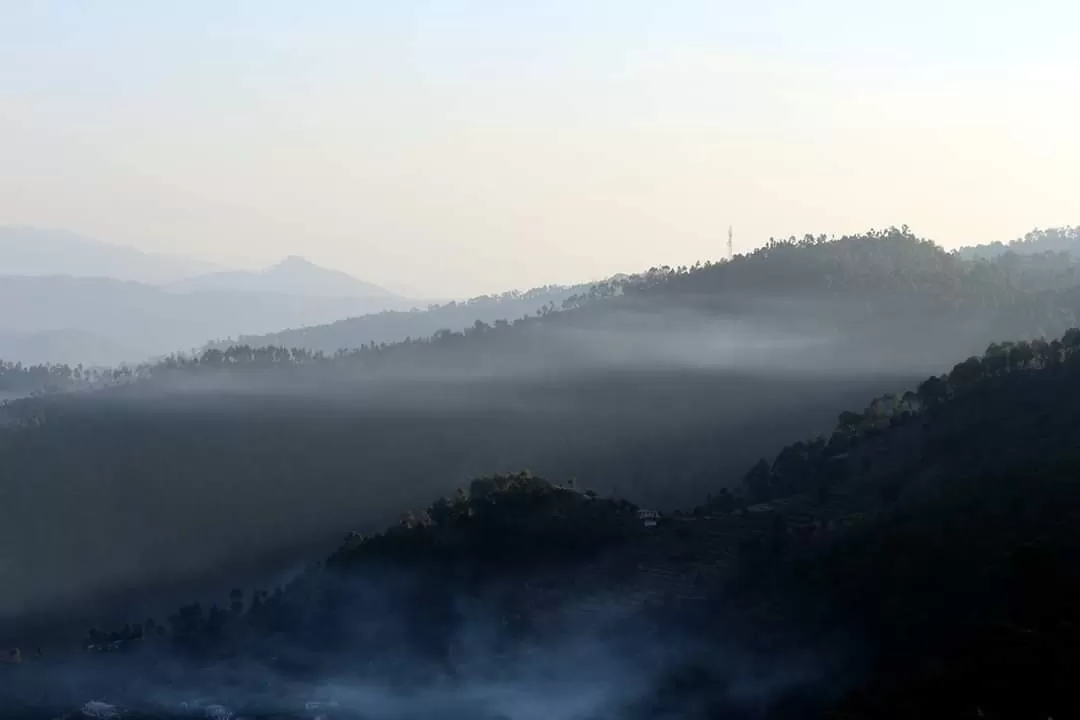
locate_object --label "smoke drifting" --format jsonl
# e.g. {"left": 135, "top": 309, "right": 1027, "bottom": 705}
{"left": 2, "top": 562, "right": 838, "bottom": 719}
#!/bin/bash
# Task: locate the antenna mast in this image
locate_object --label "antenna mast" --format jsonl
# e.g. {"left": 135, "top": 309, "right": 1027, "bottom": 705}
{"left": 727, "top": 225, "right": 733, "bottom": 261}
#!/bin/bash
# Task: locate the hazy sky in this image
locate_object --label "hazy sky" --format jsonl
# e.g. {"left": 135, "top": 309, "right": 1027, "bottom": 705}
{"left": 2, "top": 1, "right": 1078, "bottom": 297}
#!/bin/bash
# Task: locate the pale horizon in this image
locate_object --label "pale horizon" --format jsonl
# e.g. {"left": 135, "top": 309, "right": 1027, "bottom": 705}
{"left": 3, "top": 1, "right": 1078, "bottom": 297}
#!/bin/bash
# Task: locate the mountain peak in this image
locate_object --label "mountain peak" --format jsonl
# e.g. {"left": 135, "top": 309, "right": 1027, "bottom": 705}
{"left": 274, "top": 255, "right": 316, "bottom": 270}
{"left": 170, "top": 255, "right": 398, "bottom": 299}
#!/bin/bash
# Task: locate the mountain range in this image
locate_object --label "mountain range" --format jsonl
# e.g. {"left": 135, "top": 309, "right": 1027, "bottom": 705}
{"left": 0, "top": 227, "right": 221, "bottom": 285}
{"left": 0, "top": 227, "right": 410, "bottom": 364}
{"left": 15, "top": 224, "right": 1080, "bottom": 368}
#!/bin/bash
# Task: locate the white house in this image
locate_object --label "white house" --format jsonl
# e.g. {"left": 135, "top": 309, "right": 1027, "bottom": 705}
{"left": 637, "top": 509, "right": 660, "bottom": 527}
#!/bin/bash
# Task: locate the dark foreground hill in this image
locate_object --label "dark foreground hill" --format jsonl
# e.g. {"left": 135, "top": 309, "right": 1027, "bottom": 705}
{"left": 6, "top": 331, "right": 1080, "bottom": 717}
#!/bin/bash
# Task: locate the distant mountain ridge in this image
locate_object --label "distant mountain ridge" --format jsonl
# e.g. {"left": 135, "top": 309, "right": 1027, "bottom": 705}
{"left": 0, "top": 329, "right": 135, "bottom": 370}
{"left": 0, "top": 227, "right": 414, "bottom": 364}
{"left": 2, "top": 225, "right": 398, "bottom": 298}
{"left": 168, "top": 255, "right": 397, "bottom": 299}
{"left": 0, "top": 275, "right": 416, "bottom": 366}
{"left": 0, "top": 226, "right": 220, "bottom": 284}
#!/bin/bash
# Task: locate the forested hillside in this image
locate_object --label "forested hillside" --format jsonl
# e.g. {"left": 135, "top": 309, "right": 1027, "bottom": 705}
{"left": 210, "top": 226, "right": 1080, "bottom": 364}
{"left": 9, "top": 327, "right": 1080, "bottom": 719}
{"left": 205, "top": 283, "right": 590, "bottom": 355}
{"left": 0, "top": 361, "right": 84, "bottom": 402}
{"left": 6, "top": 226, "right": 1080, "bottom": 702}
{"left": 726, "top": 327, "right": 1080, "bottom": 719}
{"left": 959, "top": 226, "right": 1080, "bottom": 260}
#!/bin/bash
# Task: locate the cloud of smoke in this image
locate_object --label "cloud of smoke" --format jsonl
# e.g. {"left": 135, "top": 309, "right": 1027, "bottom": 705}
{"left": 2, "top": 563, "right": 839, "bottom": 719}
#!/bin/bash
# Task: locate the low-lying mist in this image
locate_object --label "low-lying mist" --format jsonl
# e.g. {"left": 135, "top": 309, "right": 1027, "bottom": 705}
{"left": 2, "top": 562, "right": 841, "bottom": 719}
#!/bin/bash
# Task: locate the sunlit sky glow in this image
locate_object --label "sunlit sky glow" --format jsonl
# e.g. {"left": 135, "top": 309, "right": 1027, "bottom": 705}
{"left": 2, "top": 1, "right": 1078, "bottom": 296}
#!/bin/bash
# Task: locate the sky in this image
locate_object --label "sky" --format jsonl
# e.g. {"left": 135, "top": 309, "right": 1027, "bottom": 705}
{"left": 2, "top": 1, "right": 1078, "bottom": 297}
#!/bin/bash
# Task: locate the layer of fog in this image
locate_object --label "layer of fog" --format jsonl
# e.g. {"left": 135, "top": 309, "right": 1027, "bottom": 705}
{"left": 112, "top": 300, "right": 961, "bottom": 399}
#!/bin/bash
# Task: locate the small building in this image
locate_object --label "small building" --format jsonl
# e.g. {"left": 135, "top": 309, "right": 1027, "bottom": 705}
{"left": 637, "top": 509, "right": 660, "bottom": 527}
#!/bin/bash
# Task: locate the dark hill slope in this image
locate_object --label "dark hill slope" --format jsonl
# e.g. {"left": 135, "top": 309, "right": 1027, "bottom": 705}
{"left": 0, "top": 365, "right": 904, "bottom": 625}
{"left": 707, "top": 332, "right": 1080, "bottom": 719}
